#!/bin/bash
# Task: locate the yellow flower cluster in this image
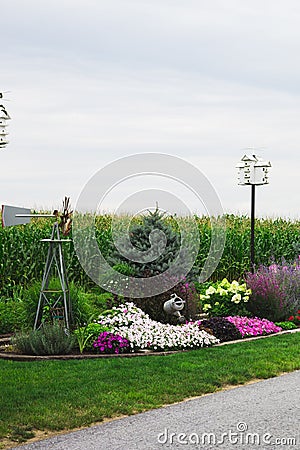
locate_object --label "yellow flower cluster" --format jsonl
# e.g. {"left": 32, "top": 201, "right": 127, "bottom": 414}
{"left": 199, "top": 279, "right": 251, "bottom": 313}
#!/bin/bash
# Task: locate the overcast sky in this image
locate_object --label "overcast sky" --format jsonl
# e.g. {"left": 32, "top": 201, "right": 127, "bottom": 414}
{"left": 2, "top": 0, "right": 300, "bottom": 218}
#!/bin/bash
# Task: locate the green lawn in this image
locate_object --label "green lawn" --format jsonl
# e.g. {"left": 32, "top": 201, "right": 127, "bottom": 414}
{"left": 0, "top": 333, "right": 300, "bottom": 447}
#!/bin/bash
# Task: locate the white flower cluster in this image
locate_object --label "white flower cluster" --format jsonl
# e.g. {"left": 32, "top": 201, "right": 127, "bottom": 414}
{"left": 97, "top": 302, "right": 219, "bottom": 351}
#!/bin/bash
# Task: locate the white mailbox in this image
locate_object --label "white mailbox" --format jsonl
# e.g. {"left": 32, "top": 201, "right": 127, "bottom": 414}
{"left": 236, "top": 154, "right": 271, "bottom": 185}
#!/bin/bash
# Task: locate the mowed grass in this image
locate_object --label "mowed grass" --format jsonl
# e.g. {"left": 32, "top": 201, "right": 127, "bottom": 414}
{"left": 0, "top": 333, "right": 299, "bottom": 447}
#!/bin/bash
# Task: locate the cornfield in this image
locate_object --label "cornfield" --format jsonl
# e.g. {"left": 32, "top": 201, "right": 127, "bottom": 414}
{"left": 1, "top": 213, "right": 300, "bottom": 297}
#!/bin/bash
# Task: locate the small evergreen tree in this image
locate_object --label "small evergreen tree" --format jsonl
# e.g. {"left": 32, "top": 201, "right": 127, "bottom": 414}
{"left": 109, "top": 208, "right": 199, "bottom": 323}
{"left": 109, "top": 208, "right": 188, "bottom": 278}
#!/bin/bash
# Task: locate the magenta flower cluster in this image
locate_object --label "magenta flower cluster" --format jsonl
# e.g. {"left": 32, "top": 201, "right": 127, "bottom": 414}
{"left": 93, "top": 331, "right": 130, "bottom": 354}
{"left": 226, "top": 316, "right": 282, "bottom": 338}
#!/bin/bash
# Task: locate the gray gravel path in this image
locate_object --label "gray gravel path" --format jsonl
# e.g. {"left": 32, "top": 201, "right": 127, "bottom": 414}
{"left": 14, "top": 370, "right": 300, "bottom": 450}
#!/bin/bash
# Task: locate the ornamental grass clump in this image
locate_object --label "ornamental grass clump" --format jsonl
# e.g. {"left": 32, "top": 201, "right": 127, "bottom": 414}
{"left": 226, "top": 316, "right": 282, "bottom": 338}
{"left": 245, "top": 262, "right": 300, "bottom": 322}
{"left": 198, "top": 278, "right": 251, "bottom": 317}
{"left": 97, "top": 302, "right": 219, "bottom": 351}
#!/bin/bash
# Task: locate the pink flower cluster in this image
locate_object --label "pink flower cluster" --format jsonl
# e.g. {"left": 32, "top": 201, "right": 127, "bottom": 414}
{"left": 226, "top": 316, "right": 282, "bottom": 338}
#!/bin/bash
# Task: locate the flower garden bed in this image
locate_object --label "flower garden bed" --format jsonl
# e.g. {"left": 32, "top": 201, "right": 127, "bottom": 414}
{"left": 3, "top": 266, "right": 300, "bottom": 359}
{"left": 0, "top": 328, "right": 299, "bottom": 361}
{"left": 1, "top": 302, "right": 298, "bottom": 361}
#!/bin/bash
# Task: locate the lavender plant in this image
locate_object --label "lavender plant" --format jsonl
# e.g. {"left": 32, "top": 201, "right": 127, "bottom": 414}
{"left": 246, "top": 261, "right": 300, "bottom": 322}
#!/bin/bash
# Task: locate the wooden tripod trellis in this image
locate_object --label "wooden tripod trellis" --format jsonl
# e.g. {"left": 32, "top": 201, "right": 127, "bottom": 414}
{"left": 34, "top": 222, "right": 72, "bottom": 330}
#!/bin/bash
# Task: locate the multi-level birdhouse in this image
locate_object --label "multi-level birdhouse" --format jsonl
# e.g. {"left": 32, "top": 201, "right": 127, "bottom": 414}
{"left": 236, "top": 154, "right": 271, "bottom": 185}
{"left": 0, "top": 105, "right": 11, "bottom": 149}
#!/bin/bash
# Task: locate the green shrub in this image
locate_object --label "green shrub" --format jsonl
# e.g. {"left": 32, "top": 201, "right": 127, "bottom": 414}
{"left": 74, "top": 322, "right": 111, "bottom": 353}
{"left": 0, "top": 281, "right": 116, "bottom": 333}
{"left": 112, "top": 263, "right": 135, "bottom": 276}
{"left": 74, "top": 290, "right": 119, "bottom": 327}
{"left": 275, "top": 321, "right": 298, "bottom": 330}
{"left": 21, "top": 279, "right": 107, "bottom": 329}
{"left": 0, "top": 299, "right": 28, "bottom": 334}
{"left": 12, "top": 322, "right": 76, "bottom": 355}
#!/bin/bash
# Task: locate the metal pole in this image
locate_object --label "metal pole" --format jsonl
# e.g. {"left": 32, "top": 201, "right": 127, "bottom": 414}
{"left": 250, "top": 184, "right": 255, "bottom": 273}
